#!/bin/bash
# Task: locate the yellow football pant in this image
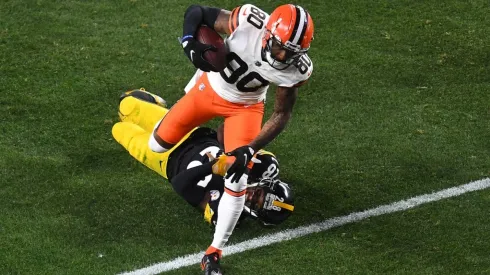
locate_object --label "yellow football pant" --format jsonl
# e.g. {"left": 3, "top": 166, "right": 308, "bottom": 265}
{"left": 117, "top": 95, "right": 168, "bottom": 132}
{"left": 112, "top": 96, "right": 170, "bottom": 179}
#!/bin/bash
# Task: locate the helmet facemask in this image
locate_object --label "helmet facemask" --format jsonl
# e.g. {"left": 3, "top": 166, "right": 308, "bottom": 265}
{"left": 262, "top": 31, "right": 307, "bottom": 70}
{"left": 244, "top": 183, "right": 266, "bottom": 219}
{"left": 243, "top": 178, "right": 294, "bottom": 226}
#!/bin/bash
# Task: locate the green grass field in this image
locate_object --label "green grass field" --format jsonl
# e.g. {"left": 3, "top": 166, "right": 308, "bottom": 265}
{"left": 1, "top": 0, "right": 489, "bottom": 274}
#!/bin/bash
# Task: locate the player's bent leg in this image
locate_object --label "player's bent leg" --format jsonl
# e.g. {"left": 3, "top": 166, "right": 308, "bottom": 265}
{"left": 223, "top": 105, "right": 264, "bottom": 152}
{"left": 112, "top": 122, "right": 169, "bottom": 179}
{"left": 152, "top": 81, "right": 216, "bottom": 152}
{"left": 119, "top": 94, "right": 169, "bottom": 133}
{"left": 203, "top": 174, "right": 246, "bottom": 273}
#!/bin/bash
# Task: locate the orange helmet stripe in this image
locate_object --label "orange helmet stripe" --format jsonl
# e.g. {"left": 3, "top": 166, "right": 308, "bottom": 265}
{"left": 288, "top": 6, "right": 309, "bottom": 47}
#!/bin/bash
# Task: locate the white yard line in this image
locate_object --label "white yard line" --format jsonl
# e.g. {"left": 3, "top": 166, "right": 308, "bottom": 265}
{"left": 118, "top": 177, "right": 490, "bottom": 275}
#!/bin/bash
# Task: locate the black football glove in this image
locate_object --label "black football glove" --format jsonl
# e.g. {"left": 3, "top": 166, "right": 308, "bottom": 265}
{"left": 181, "top": 37, "right": 218, "bottom": 72}
{"left": 225, "top": 145, "right": 255, "bottom": 183}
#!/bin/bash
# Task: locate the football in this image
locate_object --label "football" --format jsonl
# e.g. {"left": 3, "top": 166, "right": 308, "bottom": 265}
{"left": 195, "top": 25, "right": 228, "bottom": 71}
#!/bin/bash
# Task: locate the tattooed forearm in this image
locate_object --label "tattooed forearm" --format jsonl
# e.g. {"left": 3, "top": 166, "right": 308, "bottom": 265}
{"left": 249, "top": 112, "right": 291, "bottom": 151}
{"left": 249, "top": 86, "right": 298, "bottom": 151}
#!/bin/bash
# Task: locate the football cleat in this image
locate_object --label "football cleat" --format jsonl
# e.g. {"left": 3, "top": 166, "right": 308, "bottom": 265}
{"left": 119, "top": 88, "right": 166, "bottom": 108}
{"left": 201, "top": 253, "right": 222, "bottom": 275}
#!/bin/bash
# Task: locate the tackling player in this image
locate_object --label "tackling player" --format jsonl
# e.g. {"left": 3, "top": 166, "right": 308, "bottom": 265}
{"left": 147, "top": 4, "right": 314, "bottom": 274}
{"left": 112, "top": 89, "right": 295, "bottom": 228}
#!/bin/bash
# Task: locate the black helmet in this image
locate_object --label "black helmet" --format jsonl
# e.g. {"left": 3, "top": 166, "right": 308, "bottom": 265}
{"left": 244, "top": 178, "right": 294, "bottom": 226}
{"left": 248, "top": 150, "right": 280, "bottom": 182}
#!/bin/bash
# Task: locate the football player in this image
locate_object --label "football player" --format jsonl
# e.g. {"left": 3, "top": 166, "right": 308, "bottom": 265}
{"left": 147, "top": 4, "right": 314, "bottom": 274}
{"left": 112, "top": 89, "right": 295, "bottom": 229}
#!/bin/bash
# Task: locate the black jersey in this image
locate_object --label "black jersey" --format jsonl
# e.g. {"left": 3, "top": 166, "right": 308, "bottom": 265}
{"left": 167, "top": 127, "right": 227, "bottom": 224}
{"left": 166, "top": 128, "right": 219, "bottom": 179}
{"left": 168, "top": 127, "right": 253, "bottom": 225}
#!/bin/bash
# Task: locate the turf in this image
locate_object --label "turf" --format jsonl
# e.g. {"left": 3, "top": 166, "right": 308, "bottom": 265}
{"left": 1, "top": 0, "right": 489, "bottom": 274}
